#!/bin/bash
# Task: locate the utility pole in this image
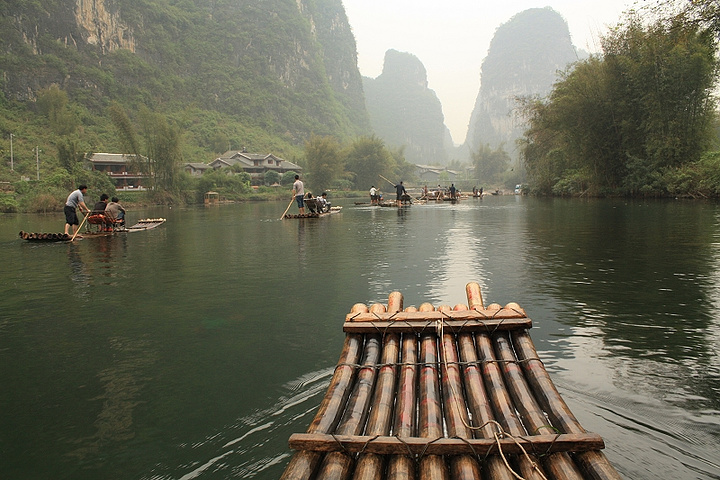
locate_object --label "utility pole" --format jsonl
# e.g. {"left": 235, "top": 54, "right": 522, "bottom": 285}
{"left": 35, "top": 146, "right": 40, "bottom": 181}
{"left": 9, "top": 133, "right": 13, "bottom": 171}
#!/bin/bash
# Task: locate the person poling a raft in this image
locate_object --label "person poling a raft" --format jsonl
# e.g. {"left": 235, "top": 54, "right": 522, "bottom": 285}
{"left": 379, "top": 174, "right": 411, "bottom": 206}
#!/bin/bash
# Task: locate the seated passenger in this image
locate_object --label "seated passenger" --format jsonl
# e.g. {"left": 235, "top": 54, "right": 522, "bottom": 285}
{"left": 305, "top": 192, "right": 318, "bottom": 214}
{"left": 93, "top": 193, "right": 109, "bottom": 214}
{"left": 317, "top": 192, "right": 331, "bottom": 212}
{"left": 106, "top": 197, "right": 126, "bottom": 225}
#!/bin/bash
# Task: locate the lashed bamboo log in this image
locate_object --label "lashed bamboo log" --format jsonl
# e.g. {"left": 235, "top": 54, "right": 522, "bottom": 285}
{"left": 437, "top": 304, "right": 481, "bottom": 480}
{"left": 512, "top": 330, "right": 623, "bottom": 480}
{"left": 289, "top": 432, "right": 606, "bottom": 455}
{"left": 450, "top": 301, "right": 517, "bottom": 480}
{"left": 353, "top": 292, "right": 402, "bottom": 480}
{"left": 346, "top": 309, "right": 526, "bottom": 323}
{"left": 315, "top": 303, "right": 384, "bottom": 480}
{"left": 417, "top": 302, "right": 449, "bottom": 480}
{"left": 280, "top": 305, "right": 366, "bottom": 480}
{"left": 466, "top": 283, "right": 545, "bottom": 480}
{"left": 494, "top": 331, "right": 584, "bottom": 480}
{"left": 387, "top": 304, "right": 418, "bottom": 480}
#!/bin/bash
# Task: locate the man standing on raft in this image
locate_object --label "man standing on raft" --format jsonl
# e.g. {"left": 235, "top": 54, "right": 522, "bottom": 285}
{"left": 395, "top": 181, "right": 407, "bottom": 207}
{"left": 292, "top": 174, "right": 305, "bottom": 215}
{"left": 64, "top": 185, "right": 90, "bottom": 237}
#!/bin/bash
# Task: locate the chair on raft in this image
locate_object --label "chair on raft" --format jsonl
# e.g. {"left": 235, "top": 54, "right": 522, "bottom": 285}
{"left": 86, "top": 212, "right": 124, "bottom": 232}
{"left": 304, "top": 198, "right": 322, "bottom": 214}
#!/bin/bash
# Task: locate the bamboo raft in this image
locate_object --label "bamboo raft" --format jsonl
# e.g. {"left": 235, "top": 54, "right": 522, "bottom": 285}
{"left": 281, "top": 282, "right": 622, "bottom": 480}
{"left": 18, "top": 231, "right": 71, "bottom": 242}
{"left": 285, "top": 207, "right": 343, "bottom": 219}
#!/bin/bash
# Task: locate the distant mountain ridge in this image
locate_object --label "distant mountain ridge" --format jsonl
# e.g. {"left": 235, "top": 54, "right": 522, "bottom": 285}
{"left": 465, "top": 7, "right": 580, "bottom": 161}
{"left": 363, "top": 49, "right": 451, "bottom": 165}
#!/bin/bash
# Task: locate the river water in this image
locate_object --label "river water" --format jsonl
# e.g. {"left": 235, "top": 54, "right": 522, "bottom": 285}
{"left": 0, "top": 196, "right": 719, "bottom": 479}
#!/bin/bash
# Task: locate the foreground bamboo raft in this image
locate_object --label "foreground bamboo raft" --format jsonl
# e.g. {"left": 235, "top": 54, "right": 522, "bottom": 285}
{"left": 281, "top": 282, "right": 622, "bottom": 480}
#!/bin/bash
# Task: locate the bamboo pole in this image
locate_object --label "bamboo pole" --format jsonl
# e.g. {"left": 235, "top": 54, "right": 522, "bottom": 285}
{"left": 315, "top": 303, "right": 384, "bottom": 480}
{"left": 417, "top": 302, "right": 450, "bottom": 480}
{"left": 280, "top": 197, "right": 295, "bottom": 219}
{"left": 438, "top": 304, "right": 482, "bottom": 480}
{"left": 353, "top": 292, "right": 402, "bottom": 480}
{"left": 494, "top": 331, "right": 584, "bottom": 480}
{"left": 466, "top": 283, "right": 546, "bottom": 480}
{"left": 512, "top": 330, "right": 623, "bottom": 480}
{"left": 71, "top": 213, "right": 88, "bottom": 241}
{"left": 454, "top": 302, "right": 517, "bottom": 480}
{"left": 387, "top": 304, "right": 418, "bottom": 480}
{"left": 280, "top": 306, "right": 365, "bottom": 480}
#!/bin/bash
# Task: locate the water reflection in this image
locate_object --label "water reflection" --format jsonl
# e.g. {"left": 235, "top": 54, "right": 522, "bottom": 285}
{"left": 1, "top": 200, "right": 719, "bottom": 479}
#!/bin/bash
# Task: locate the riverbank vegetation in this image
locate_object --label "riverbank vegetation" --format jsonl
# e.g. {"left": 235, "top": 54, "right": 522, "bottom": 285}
{"left": 519, "top": 1, "right": 720, "bottom": 197}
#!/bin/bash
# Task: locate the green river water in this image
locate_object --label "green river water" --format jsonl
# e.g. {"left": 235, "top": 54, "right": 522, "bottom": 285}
{"left": 0, "top": 196, "right": 718, "bottom": 479}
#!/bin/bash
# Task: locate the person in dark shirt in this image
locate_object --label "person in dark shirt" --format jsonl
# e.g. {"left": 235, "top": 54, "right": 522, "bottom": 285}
{"left": 395, "top": 181, "right": 407, "bottom": 207}
{"left": 93, "top": 193, "right": 109, "bottom": 213}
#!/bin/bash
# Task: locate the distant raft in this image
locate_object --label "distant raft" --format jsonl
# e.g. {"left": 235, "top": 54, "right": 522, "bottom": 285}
{"left": 19, "top": 231, "right": 70, "bottom": 242}
{"left": 280, "top": 282, "right": 622, "bottom": 480}
{"left": 284, "top": 206, "right": 342, "bottom": 219}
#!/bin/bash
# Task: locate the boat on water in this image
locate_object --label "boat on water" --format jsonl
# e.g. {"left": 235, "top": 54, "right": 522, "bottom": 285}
{"left": 19, "top": 218, "right": 167, "bottom": 242}
{"left": 284, "top": 206, "right": 342, "bottom": 219}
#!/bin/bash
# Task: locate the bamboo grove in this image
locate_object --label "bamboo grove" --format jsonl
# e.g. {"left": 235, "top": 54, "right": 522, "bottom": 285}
{"left": 519, "top": 7, "right": 720, "bottom": 197}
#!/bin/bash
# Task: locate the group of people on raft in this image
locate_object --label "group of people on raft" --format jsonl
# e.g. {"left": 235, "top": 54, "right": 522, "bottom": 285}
{"left": 290, "top": 175, "right": 332, "bottom": 215}
{"left": 63, "top": 185, "right": 127, "bottom": 237}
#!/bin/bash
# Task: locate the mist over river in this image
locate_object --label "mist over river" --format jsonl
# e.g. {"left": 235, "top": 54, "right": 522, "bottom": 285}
{"left": 1, "top": 196, "right": 718, "bottom": 479}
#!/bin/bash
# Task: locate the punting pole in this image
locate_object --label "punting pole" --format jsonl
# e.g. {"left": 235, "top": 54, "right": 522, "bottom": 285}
{"left": 386, "top": 304, "right": 418, "bottom": 480}
{"left": 71, "top": 213, "right": 88, "bottom": 241}
{"left": 314, "top": 304, "right": 383, "bottom": 480}
{"left": 466, "top": 283, "right": 546, "bottom": 480}
{"left": 417, "top": 302, "right": 450, "bottom": 480}
{"left": 438, "top": 303, "right": 482, "bottom": 479}
{"left": 353, "top": 292, "right": 403, "bottom": 480}
{"left": 511, "top": 330, "right": 623, "bottom": 480}
{"left": 280, "top": 198, "right": 294, "bottom": 220}
{"left": 280, "top": 307, "right": 365, "bottom": 480}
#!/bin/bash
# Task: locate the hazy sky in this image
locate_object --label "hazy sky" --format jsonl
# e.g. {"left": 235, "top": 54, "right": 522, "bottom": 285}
{"left": 342, "top": 0, "right": 634, "bottom": 145}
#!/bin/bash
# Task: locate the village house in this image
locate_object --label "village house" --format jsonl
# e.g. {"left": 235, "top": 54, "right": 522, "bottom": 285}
{"left": 414, "top": 164, "right": 461, "bottom": 184}
{"left": 86, "top": 153, "right": 151, "bottom": 190}
{"left": 206, "top": 150, "right": 302, "bottom": 185}
{"left": 184, "top": 162, "right": 213, "bottom": 176}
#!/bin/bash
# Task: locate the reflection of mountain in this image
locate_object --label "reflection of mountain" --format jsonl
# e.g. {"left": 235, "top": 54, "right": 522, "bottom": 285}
{"left": 364, "top": 50, "right": 451, "bottom": 165}
{"left": 465, "top": 8, "right": 580, "bottom": 161}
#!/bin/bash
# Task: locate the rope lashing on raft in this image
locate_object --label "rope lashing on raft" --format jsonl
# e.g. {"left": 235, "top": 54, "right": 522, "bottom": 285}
{"left": 436, "top": 318, "right": 550, "bottom": 480}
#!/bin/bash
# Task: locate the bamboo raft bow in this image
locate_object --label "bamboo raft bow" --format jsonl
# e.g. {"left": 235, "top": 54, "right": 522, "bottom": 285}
{"left": 280, "top": 282, "right": 622, "bottom": 480}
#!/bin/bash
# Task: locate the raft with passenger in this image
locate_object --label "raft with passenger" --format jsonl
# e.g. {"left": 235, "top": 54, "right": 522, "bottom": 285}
{"left": 19, "top": 218, "right": 166, "bottom": 241}
{"left": 280, "top": 282, "right": 622, "bottom": 480}
{"left": 284, "top": 206, "right": 342, "bottom": 219}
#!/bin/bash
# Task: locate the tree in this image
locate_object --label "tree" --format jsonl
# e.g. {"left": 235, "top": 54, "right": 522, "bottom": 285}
{"left": 264, "top": 170, "right": 280, "bottom": 185}
{"left": 520, "top": 11, "right": 718, "bottom": 196}
{"left": 36, "top": 84, "right": 78, "bottom": 135}
{"left": 472, "top": 143, "right": 510, "bottom": 184}
{"left": 344, "top": 135, "right": 393, "bottom": 189}
{"left": 139, "top": 106, "right": 183, "bottom": 193}
{"left": 304, "top": 134, "right": 343, "bottom": 192}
